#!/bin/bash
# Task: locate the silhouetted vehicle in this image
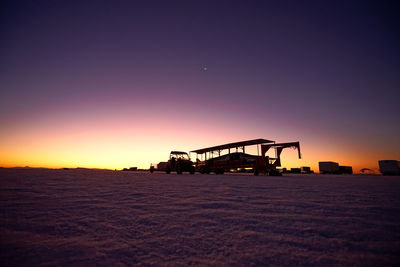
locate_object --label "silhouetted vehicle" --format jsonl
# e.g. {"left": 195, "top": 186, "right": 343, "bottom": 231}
{"left": 301, "top": 166, "right": 313, "bottom": 174}
{"left": 319, "top": 162, "right": 353, "bottom": 174}
{"left": 360, "top": 168, "right": 373, "bottom": 174}
{"left": 191, "top": 139, "right": 301, "bottom": 176}
{"left": 165, "top": 151, "right": 195, "bottom": 174}
{"left": 338, "top": 166, "right": 353, "bottom": 174}
{"left": 379, "top": 160, "right": 400, "bottom": 175}
{"left": 319, "top": 161, "right": 339, "bottom": 174}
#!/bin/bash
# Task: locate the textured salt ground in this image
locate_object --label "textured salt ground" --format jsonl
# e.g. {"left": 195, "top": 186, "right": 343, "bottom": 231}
{"left": 1, "top": 169, "right": 399, "bottom": 266}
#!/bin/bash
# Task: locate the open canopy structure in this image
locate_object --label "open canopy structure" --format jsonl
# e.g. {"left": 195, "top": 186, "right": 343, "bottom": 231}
{"left": 190, "top": 138, "right": 274, "bottom": 159}
{"left": 170, "top": 151, "right": 189, "bottom": 155}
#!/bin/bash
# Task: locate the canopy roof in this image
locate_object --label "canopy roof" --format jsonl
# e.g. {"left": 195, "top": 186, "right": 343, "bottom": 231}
{"left": 191, "top": 138, "right": 274, "bottom": 154}
{"left": 170, "top": 151, "right": 189, "bottom": 155}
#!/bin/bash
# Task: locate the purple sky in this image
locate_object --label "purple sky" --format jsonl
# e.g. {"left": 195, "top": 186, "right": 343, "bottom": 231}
{"left": 1, "top": 0, "right": 399, "bottom": 170}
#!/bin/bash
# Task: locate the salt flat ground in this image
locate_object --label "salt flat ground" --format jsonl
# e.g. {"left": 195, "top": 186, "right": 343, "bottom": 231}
{"left": 0, "top": 169, "right": 399, "bottom": 266}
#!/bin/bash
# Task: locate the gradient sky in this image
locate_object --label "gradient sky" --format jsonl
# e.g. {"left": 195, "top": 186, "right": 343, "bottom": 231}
{"left": 1, "top": 0, "right": 399, "bottom": 172}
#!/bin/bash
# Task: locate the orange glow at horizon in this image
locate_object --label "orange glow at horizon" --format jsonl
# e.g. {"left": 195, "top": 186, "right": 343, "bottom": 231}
{"left": 1, "top": 100, "right": 398, "bottom": 174}
{"left": 0, "top": 143, "right": 389, "bottom": 174}
{"left": 1, "top": 114, "right": 396, "bottom": 174}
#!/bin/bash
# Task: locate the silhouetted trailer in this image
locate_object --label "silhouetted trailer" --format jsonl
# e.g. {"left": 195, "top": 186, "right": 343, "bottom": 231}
{"left": 301, "top": 166, "right": 313, "bottom": 174}
{"left": 339, "top": 166, "right": 353, "bottom": 174}
{"left": 319, "top": 162, "right": 339, "bottom": 174}
{"left": 379, "top": 160, "right": 400, "bottom": 175}
{"left": 191, "top": 138, "right": 301, "bottom": 175}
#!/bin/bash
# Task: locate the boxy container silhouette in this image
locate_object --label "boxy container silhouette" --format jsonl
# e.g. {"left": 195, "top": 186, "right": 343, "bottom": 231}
{"left": 379, "top": 160, "right": 400, "bottom": 175}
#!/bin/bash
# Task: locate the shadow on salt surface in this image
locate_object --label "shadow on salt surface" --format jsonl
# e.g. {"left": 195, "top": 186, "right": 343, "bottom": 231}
{"left": 0, "top": 169, "right": 400, "bottom": 266}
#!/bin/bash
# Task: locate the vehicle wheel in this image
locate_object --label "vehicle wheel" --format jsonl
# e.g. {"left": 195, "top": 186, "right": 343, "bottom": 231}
{"left": 254, "top": 169, "right": 259, "bottom": 176}
{"left": 166, "top": 169, "right": 171, "bottom": 174}
{"left": 177, "top": 169, "right": 183, "bottom": 174}
{"left": 189, "top": 167, "right": 195, "bottom": 174}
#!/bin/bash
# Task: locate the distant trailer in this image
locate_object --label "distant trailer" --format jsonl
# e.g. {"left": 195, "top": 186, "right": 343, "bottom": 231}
{"left": 319, "top": 161, "right": 339, "bottom": 174}
{"left": 301, "top": 166, "right": 313, "bottom": 174}
{"left": 339, "top": 166, "right": 353, "bottom": 174}
{"left": 379, "top": 160, "right": 400, "bottom": 175}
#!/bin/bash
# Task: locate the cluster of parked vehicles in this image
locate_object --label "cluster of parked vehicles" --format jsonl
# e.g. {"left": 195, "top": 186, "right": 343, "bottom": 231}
{"left": 152, "top": 139, "right": 301, "bottom": 176}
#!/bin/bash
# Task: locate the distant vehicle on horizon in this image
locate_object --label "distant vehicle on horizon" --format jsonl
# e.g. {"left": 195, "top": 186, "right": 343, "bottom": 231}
{"left": 319, "top": 162, "right": 353, "bottom": 174}
{"left": 379, "top": 160, "right": 400, "bottom": 175}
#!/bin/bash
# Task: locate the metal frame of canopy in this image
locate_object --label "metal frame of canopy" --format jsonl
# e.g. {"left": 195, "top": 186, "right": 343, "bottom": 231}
{"left": 189, "top": 138, "right": 301, "bottom": 175}
{"left": 190, "top": 138, "right": 275, "bottom": 161}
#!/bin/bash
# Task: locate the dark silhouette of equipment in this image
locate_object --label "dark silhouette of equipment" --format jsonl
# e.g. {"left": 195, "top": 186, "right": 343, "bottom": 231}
{"left": 319, "top": 162, "right": 353, "bottom": 174}
{"left": 379, "top": 160, "right": 400, "bottom": 175}
{"left": 191, "top": 139, "right": 301, "bottom": 176}
{"left": 360, "top": 168, "right": 373, "bottom": 174}
{"left": 165, "top": 151, "right": 195, "bottom": 174}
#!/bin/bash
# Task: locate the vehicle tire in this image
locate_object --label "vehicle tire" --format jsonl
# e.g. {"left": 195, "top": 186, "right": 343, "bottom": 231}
{"left": 166, "top": 168, "right": 171, "bottom": 174}
{"left": 254, "top": 169, "right": 259, "bottom": 176}
{"left": 189, "top": 167, "right": 195, "bottom": 174}
{"left": 177, "top": 169, "right": 183, "bottom": 174}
